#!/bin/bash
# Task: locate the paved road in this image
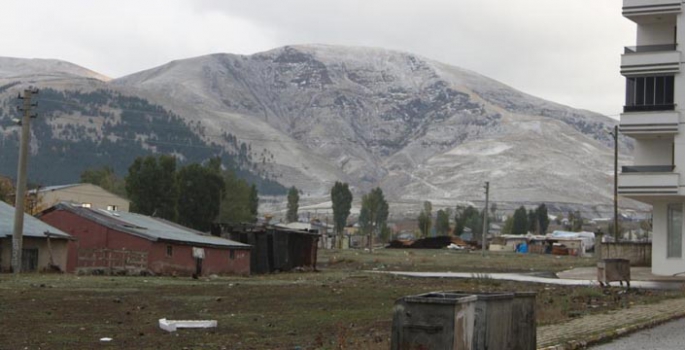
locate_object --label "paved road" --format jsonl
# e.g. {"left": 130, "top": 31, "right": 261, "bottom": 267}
{"left": 592, "top": 318, "right": 685, "bottom": 349}
{"left": 378, "top": 271, "right": 685, "bottom": 290}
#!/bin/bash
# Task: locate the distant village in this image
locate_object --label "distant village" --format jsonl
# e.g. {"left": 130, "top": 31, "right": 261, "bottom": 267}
{"left": 0, "top": 157, "right": 653, "bottom": 276}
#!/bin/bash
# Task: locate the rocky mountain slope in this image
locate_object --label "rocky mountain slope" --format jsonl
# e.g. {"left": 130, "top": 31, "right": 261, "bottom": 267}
{"left": 0, "top": 46, "right": 631, "bottom": 213}
{"left": 114, "top": 45, "right": 629, "bottom": 209}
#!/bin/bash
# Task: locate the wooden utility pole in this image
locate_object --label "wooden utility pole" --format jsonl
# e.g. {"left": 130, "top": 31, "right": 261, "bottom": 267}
{"left": 11, "top": 88, "right": 38, "bottom": 274}
{"left": 482, "top": 181, "right": 489, "bottom": 257}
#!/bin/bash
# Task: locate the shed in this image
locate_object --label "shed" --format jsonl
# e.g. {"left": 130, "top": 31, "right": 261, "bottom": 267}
{"left": 212, "top": 223, "right": 319, "bottom": 274}
{"left": 0, "top": 201, "right": 71, "bottom": 272}
{"left": 38, "top": 203, "right": 251, "bottom": 276}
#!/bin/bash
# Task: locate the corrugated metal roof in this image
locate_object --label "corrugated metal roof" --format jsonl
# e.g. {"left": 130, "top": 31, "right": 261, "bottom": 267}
{"left": 0, "top": 201, "right": 71, "bottom": 239}
{"left": 30, "top": 183, "right": 81, "bottom": 194}
{"left": 47, "top": 203, "right": 249, "bottom": 249}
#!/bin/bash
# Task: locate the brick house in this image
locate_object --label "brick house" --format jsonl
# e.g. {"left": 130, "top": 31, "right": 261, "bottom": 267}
{"left": 38, "top": 203, "right": 251, "bottom": 276}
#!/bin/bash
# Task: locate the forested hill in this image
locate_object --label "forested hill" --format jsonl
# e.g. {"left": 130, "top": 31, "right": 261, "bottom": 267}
{"left": 0, "top": 86, "right": 285, "bottom": 195}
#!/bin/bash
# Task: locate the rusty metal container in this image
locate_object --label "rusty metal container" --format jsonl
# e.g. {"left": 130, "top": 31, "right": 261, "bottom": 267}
{"left": 597, "top": 258, "right": 631, "bottom": 287}
{"left": 391, "top": 291, "right": 536, "bottom": 350}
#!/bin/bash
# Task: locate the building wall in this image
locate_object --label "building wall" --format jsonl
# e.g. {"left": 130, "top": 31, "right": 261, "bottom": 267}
{"left": 600, "top": 242, "right": 652, "bottom": 267}
{"left": 650, "top": 202, "right": 685, "bottom": 275}
{"left": 0, "top": 237, "right": 69, "bottom": 272}
{"left": 637, "top": 22, "right": 675, "bottom": 45}
{"left": 40, "top": 184, "right": 130, "bottom": 212}
{"left": 633, "top": 139, "right": 673, "bottom": 165}
{"left": 40, "top": 209, "right": 250, "bottom": 276}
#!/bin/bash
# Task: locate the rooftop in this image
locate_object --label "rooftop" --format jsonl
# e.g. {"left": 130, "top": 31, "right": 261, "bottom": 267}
{"left": 0, "top": 201, "right": 71, "bottom": 239}
{"left": 42, "top": 203, "right": 249, "bottom": 249}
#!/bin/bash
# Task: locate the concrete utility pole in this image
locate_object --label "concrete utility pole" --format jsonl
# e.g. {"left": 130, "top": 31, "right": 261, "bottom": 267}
{"left": 11, "top": 88, "right": 38, "bottom": 274}
{"left": 609, "top": 125, "right": 619, "bottom": 241}
{"left": 482, "top": 181, "right": 489, "bottom": 257}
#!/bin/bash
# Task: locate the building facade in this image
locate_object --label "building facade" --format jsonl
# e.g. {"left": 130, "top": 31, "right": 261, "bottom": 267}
{"left": 32, "top": 183, "right": 130, "bottom": 212}
{"left": 0, "top": 201, "right": 71, "bottom": 272}
{"left": 619, "top": 0, "right": 685, "bottom": 275}
{"left": 39, "top": 203, "right": 251, "bottom": 276}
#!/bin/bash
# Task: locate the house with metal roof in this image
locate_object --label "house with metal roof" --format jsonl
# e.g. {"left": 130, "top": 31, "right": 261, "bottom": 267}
{"left": 0, "top": 201, "right": 71, "bottom": 272}
{"left": 30, "top": 183, "right": 130, "bottom": 213}
{"left": 38, "top": 203, "right": 251, "bottom": 276}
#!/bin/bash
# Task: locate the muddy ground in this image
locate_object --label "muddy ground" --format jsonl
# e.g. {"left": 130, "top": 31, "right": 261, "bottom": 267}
{"left": 0, "top": 250, "right": 680, "bottom": 349}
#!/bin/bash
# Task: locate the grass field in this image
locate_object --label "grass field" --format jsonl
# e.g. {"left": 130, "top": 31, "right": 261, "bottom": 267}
{"left": 0, "top": 250, "right": 679, "bottom": 350}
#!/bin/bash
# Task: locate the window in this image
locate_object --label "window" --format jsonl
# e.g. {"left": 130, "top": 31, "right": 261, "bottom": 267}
{"left": 667, "top": 204, "right": 682, "bottom": 258}
{"left": 625, "top": 76, "right": 674, "bottom": 112}
{"left": 107, "top": 205, "right": 118, "bottom": 211}
{"left": 229, "top": 250, "right": 235, "bottom": 260}
{"left": 166, "top": 245, "right": 173, "bottom": 257}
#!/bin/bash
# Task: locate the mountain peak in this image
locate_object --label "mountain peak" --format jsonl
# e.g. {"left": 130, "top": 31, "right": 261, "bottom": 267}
{"left": 0, "top": 56, "right": 110, "bottom": 82}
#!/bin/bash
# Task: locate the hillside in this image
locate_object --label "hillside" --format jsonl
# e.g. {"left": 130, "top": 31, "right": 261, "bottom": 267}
{"left": 0, "top": 45, "right": 631, "bottom": 213}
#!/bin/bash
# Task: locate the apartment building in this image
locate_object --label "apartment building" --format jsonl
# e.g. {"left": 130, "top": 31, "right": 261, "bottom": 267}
{"left": 619, "top": 0, "right": 685, "bottom": 275}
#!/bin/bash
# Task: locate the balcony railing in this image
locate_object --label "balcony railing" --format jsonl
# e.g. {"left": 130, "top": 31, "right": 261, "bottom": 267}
{"left": 624, "top": 44, "right": 677, "bottom": 54}
{"left": 623, "top": 104, "right": 675, "bottom": 113}
{"left": 622, "top": 165, "right": 675, "bottom": 173}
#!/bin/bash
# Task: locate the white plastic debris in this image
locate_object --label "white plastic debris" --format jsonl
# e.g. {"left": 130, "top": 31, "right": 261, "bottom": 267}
{"left": 158, "top": 318, "right": 217, "bottom": 332}
{"left": 99, "top": 337, "right": 113, "bottom": 342}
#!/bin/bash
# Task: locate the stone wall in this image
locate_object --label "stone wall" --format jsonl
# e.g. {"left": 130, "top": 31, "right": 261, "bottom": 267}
{"left": 599, "top": 242, "right": 652, "bottom": 266}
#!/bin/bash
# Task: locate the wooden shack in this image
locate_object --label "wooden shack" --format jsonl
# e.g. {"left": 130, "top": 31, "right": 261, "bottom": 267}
{"left": 212, "top": 224, "right": 319, "bottom": 274}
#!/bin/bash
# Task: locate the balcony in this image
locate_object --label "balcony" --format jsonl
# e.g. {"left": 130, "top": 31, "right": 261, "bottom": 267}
{"left": 618, "top": 167, "right": 680, "bottom": 201}
{"left": 621, "top": 46, "right": 680, "bottom": 76}
{"left": 620, "top": 110, "right": 679, "bottom": 138}
{"left": 623, "top": 0, "right": 681, "bottom": 23}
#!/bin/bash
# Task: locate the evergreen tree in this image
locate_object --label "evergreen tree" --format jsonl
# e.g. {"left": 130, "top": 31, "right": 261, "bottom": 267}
{"left": 418, "top": 201, "right": 433, "bottom": 237}
{"left": 536, "top": 204, "right": 550, "bottom": 234}
{"left": 177, "top": 161, "right": 225, "bottom": 231}
{"left": 359, "top": 187, "right": 389, "bottom": 251}
{"left": 125, "top": 155, "right": 179, "bottom": 221}
{"left": 417, "top": 210, "right": 430, "bottom": 238}
{"left": 218, "top": 170, "right": 258, "bottom": 223}
{"left": 249, "top": 184, "right": 259, "bottom": 220}
{"left": 512, "top": 206, "right": 528, "bottom": 235}
{"left": 435, "top": 209, "right": 450, "bottom": 236}
{"left": 286, "top": 186, "right": 299, "bottom": 223}
{"left": 331, "top": 182, "right": 353, "bottom": 247}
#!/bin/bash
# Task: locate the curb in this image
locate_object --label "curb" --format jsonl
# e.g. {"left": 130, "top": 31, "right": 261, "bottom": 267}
{"left": 537, "top": 310, "right": 685, "bottom": 349}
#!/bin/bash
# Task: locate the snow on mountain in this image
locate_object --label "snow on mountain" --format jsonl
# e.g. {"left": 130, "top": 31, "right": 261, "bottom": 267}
{"left": 113, "top": 45, "right": 627, "bottom": 211}
{"left": 0, "top": 56, "right": 110, "bottom": 83}
{"left": 0, "top": 45, "right": 632, "bottom": 214}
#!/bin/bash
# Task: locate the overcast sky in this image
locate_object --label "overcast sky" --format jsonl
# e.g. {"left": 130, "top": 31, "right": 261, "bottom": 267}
{"left": 0, "top": 0, "right": 634, "bottom": 117}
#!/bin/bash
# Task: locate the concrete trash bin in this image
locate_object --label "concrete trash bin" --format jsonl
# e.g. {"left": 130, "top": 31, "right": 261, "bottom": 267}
{"left": 391, "top": 291, "right": 536, "bottom": 350}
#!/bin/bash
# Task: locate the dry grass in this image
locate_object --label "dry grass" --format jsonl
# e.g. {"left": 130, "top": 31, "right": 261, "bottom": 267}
{"left": 0, "top": 267, "right": 680, "bottom": 350}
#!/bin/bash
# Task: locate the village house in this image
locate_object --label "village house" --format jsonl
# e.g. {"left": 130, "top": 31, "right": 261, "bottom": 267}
{"left": 0, "top": 201, "right": 71, "bottom": 272}
{"left": 38, "top": 202, "right": 251, "bottom": 276}
{"left": 617, "top": 1, "right": 685, "bottom": 275}
{"left": 30, "top": 183, "right": 130, "bottom": 212}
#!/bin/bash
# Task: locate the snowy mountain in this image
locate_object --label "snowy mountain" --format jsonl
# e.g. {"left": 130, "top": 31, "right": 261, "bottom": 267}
{"left": 0, "top": 45, "right": 631, "bottom": 214}
{"left": 0, "top": 56, "right": 110, "bottom": 82}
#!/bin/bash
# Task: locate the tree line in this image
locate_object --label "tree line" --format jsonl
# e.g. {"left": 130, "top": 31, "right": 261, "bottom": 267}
{"left": 287, "top": 181, "right": 389, "bottom": 249}
{"left": 81, "top": 155, "right": 259, "bottom": 232}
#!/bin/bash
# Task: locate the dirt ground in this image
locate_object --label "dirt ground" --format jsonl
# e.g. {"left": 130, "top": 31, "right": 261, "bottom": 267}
{"left": 0, "top": 250, "right": 680, "bottom": 350}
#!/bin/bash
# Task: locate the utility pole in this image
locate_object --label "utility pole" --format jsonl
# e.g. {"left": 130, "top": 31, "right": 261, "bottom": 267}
{"left": 609, "top": 125, "right": 619, "bottom": 241}
{"left": 482, "top": 181, "right": 489, "bottom": 257}
{"left": 12, "top": 88, "right": 38, "bottom": 274}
